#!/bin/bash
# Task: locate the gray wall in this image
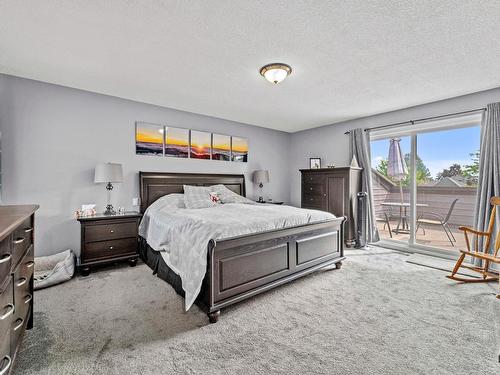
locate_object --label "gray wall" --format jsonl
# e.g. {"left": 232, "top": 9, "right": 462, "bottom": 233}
{"left": 289, "top": 87, "right": 500, "bottom": 206}
{"left": 0, "top": 74, "right": 291, "bottom": 257}
{"left": 3, "top": 72, "right": 500, "bottom": 257}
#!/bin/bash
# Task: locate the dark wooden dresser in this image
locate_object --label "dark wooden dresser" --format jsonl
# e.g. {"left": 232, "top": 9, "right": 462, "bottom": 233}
{"left": 300, "top": 167, "right": 362, "bottom": 246}
{"left": 78, "top": 212, "right": 142, "bottom": 276}
{"left": 0, "top": 205, "right": 38, "bottom": 375}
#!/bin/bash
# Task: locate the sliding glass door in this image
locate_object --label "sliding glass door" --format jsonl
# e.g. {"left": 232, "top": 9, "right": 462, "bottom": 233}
{"left": 370, "top": 113, "right": 481, "bottom": 256}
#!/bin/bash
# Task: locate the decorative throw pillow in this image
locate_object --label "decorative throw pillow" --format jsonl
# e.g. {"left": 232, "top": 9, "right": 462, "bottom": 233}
{"left": 211, "top": 184, "right": 257, "bottom": 204}
{"left": 149, "top": 193, "right": 186, "bottom": 210}
{"left": 183, "top": 185, "right": 220, "bottom": 209}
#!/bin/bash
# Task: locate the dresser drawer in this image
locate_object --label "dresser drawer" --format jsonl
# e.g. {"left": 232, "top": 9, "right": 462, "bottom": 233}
{"left": 11, "top": 264, "right": 31, "bottom": 353}
{"left": 0, "top": 331, "right": 11, "bottom": 375}
{"left": 20, "top": 245, "right": 34, "bottom": 280}
{"left": 302, "top": 193, "right": 326, "bottom": 205}
{"left": 302, "top": 174, "right": 325, "bottom": 184}
{"left": 85, "top": 221, "right": 138, "bottom": 243}
{"left": 302, "top": 183, "right": 324, "bottom": 195}
{"left": 0, "top": 279, "right": 14, "bottom": 345}
{"left": 84, "top": 238, "right": 137, "bottom": 262}
{"left": 12, "top": 217, "right": 34, "bottom": 267}
{"left": 0, "top": 236, "right": 12, "bottom": 285}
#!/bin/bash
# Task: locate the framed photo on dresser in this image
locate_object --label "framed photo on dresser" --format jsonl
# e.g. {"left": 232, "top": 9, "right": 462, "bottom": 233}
{"left": 310, "top": 157, "right": 321, "bottom": 169}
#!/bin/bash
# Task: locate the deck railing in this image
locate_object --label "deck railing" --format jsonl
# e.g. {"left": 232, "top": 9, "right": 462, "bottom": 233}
{"left": 372, "top": 171, "right": 476, "bottom": 227}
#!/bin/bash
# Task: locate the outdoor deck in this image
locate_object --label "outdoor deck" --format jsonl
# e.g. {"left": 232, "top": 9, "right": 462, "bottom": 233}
{"left": 372, "top": 169, "right": 476, "bottom": 252}
{"left": 376, "top": 220, "right": 466, "bottom": 251}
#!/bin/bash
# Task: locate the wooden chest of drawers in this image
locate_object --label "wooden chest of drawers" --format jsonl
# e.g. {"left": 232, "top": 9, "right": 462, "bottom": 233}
{"left": 77, "top": 213, "right": 142, "bottom": 276}
{"left": 0, "top": 204, "right": 38, "bottom": 375}
{"left": 300, "top": 167, "right": 362, "bottom": 246}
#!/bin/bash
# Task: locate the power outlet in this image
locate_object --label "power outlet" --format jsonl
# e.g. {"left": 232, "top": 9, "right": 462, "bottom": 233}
{"left": 132, "top": 197, "right": 140, "bottom": 206}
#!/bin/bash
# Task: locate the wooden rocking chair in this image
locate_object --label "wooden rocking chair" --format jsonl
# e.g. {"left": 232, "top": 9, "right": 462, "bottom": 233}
{"left": 447, "top": 196, "right": 500, "bottom": 299}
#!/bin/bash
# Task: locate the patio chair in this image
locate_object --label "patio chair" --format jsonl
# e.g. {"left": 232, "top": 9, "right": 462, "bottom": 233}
{"left": 416, "top": 198, "right": 459, "bottom": 246}
{"left": 375, "top": 212, "right": 393, "bottom": 238}
{"left": 446, "top": 196, "right": 500, "bottom": 299}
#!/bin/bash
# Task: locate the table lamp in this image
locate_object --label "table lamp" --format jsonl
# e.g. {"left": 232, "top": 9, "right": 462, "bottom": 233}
{"left": 253, "top": 170, "right": 269, "bottom": 203}
{"left": 94, "top": 162, "right": 123, "bottom": 215}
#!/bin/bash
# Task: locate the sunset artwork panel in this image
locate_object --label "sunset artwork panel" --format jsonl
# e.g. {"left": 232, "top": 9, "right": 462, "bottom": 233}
{"left": 190, "top": 130, "right": 211, "bottom": 159}
{"left": 136, "top": 122, "right": 164, "bottom": 156}
{"left": 165, "top": 127, "right": 189, "bottom": 158}
{"left": 212, "top": 134, "right": 231, "bottom": 161}
{"left": 231, "top": 136, "right": 248, "bottom": 162}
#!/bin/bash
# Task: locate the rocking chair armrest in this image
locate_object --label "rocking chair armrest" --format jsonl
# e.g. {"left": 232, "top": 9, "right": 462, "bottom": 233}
{"left": 458, "top": 226, "right": 490, "bottom": 236}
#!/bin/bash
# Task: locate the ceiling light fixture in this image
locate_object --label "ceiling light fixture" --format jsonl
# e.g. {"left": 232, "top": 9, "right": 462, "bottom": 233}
{"left": 259, "top": 63, "right": 292, "bottom": 84}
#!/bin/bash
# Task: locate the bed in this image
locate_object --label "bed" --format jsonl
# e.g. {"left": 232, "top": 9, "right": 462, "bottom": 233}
{"left": 138, "top": 172, "right": 346, "bottom": 323}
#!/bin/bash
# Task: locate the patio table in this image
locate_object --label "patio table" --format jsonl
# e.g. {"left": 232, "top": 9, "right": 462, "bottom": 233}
{"left": 381, "top": 202, "right": 429, "bottom": 234}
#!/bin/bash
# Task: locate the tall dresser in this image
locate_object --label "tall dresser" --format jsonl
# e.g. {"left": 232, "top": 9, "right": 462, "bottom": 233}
{"left": 300, "top": 167, "right": 362, "bottom": 246}
{"left": 0, "top": 205, "right": 38, "bottom": 375}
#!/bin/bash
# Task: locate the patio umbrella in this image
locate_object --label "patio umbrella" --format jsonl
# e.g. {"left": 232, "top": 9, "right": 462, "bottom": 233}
{"left": 387, "top": 138, "right": 408, "bottom": 202}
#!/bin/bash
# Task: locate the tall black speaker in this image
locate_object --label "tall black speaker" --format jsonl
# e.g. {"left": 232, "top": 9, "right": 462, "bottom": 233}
{"left": 355, "top": 192, "right": 367, "bottom": 248}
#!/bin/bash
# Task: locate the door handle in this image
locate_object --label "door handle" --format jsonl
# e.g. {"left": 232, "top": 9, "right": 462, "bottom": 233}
{"left": 24, "top": 227, "right": 33, "bottom": 233}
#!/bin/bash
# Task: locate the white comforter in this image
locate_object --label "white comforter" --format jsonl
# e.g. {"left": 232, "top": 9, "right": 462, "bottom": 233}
{"left": 139, "top": 203, "right": 335, "bottom": 310}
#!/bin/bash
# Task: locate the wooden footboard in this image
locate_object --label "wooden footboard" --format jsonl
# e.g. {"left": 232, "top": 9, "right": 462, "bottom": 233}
{"left": 205, "top": 217, "right": 345, "bottom": 322}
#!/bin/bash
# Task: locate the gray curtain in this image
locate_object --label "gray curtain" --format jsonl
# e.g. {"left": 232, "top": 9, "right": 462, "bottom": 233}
{"left": 474, "top": 102, "right": 500, "bottom": 256}
{"left": 350, "top": 128, "right": 380, "bottom": 243}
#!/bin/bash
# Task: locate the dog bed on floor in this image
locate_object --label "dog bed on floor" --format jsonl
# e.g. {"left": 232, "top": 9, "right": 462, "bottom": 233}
{"left": 34, "top": 249, "right": 76, "bottom": 290}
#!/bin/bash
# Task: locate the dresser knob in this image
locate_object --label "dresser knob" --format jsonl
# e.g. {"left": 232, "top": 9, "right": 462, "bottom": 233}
{"left": 110, "top": 230, "right": 114, "bottom": 233}
{"left": 109, "top": 246, "right": 114, "bottom": 250}
{"left": 310, "top": 187, "right": 313, "bottom": 191}
{"left": 323, "top": 193, "right": 327, "bottom": 197}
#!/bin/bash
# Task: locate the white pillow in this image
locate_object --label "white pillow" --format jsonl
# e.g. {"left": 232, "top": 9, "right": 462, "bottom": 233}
{"left": 150, "top": 193, "right": 186, "bottom": 210}
{"left": 211, "top": 184, "right": 256, "bottom": 204}
{"left": 183, "top": 185, "right": 221, "bottom": 209}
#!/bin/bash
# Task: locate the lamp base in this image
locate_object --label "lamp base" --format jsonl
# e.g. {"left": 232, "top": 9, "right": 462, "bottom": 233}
{"left": 103, "top": 204, "right": 116, "bottom": 215}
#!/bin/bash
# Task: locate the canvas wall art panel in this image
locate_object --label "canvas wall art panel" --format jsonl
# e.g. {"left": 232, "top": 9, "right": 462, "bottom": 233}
{"left": 212, "top": 134, "right": 231, "bottom": 161}
{"left": 190, "top": 130, "right": 211, "bottom": 159}
{"left": 165, "top": 127, "right": 189, "bottom": 158}
{"left": 231, "top": 136, "right": 248, "bottom": 162}
{"left": 136, "top": 122, "right": 164, "bottom": 156}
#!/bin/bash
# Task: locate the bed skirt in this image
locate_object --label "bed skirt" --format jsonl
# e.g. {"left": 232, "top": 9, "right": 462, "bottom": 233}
{"left": 139, "top": 237, "right": 185, "bottom": 298}
{"left": 139, "top": 237, "right": 210, "bottom": 309}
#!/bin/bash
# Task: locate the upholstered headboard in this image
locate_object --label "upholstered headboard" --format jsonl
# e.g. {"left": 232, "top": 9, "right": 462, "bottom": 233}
{"left": 139, "top": 172, "right": 246, "bottom": 213}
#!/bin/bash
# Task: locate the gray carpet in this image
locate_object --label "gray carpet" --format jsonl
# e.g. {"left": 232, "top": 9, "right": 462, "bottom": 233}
{"left": 406, "top": 253, "right": 480, "bottom": 278}
{"left": 14, "top": 247, "right": 500, "bottom": 375}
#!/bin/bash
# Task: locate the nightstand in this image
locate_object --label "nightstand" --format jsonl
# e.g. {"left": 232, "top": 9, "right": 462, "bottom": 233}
{"left": 77, "top": 212, "right": 142, "bottom": 276}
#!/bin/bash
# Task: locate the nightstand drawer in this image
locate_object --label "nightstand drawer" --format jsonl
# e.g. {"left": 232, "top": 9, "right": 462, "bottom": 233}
{"left": 84, "top": 238, "right": 137, "bottom": 261}
{"left": 85, "top": 222, "right": 138, "bottom": 243}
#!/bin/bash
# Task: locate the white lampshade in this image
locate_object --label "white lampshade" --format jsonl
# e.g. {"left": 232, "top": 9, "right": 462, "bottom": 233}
{"left": 253, "top": 170, "right": 270, "bottom": 185}
{"left": 94, "top": 163, "right": 123, "bottom": 183}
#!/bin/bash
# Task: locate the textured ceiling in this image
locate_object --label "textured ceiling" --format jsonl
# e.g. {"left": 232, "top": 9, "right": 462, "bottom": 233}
{"left": 1, "top": 1, "right": 500, "bottom": 132}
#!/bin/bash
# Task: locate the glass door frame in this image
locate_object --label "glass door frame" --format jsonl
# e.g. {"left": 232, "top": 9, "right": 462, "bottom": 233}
{"left": 369, "top": 112, "right": 483, "bottom": 259}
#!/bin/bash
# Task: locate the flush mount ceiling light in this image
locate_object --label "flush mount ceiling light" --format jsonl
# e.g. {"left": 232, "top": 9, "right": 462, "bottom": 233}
{"left": 259, "top": 63, "right": 292, "bottom": 84}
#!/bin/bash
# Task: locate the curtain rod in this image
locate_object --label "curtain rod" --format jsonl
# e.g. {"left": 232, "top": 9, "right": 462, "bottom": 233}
{"left": 344, "top": 107, "right": 486, "bottom": 135}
